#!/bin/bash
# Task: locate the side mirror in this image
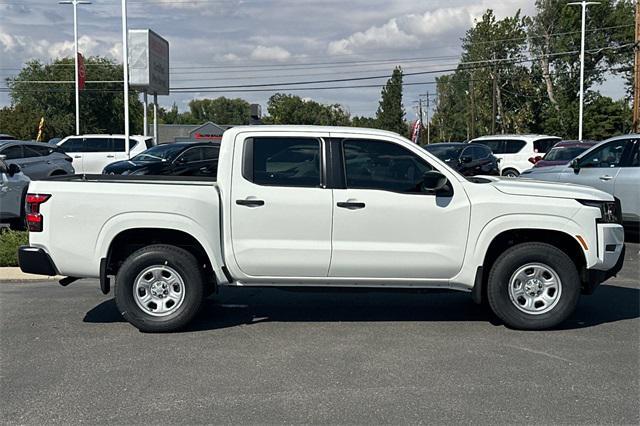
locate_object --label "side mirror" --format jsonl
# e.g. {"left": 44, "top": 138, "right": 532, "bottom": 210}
{"left": 421, "top": 170, "right": 448, "bottom": 193}
{"left": 570, "top": 158, "right": 580, "bottom": 173}
{"left": 460, "top": 156, "right": 472, "bottom": 164}
{"left": 7, "top": 163, "right": 20, "bottom": 177}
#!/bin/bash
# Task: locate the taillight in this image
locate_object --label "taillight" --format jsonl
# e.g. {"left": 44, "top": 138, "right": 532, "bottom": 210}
{"left": 528, "top": 156, "right": 542, "bottom": 164}
{"left": 25, "top": 193, "right": 51, "bottom": 232}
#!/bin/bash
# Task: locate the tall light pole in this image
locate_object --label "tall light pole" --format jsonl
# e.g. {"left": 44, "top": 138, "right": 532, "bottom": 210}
{"left": 121, "top": 0, "right": 130, "bottom": 154}
{"left": 59, "top": 0, "right": 91, "bottom": 136}
{"left": 568, "top": 1, "right": 600, "bottom": 141}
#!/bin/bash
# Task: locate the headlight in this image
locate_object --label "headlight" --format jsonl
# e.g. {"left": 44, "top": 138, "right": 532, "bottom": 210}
{"left": 578, "top": 200, "right": 621, "bottom": 223}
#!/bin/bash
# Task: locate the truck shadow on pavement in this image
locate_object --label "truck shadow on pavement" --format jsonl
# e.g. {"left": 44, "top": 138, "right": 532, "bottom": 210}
{"left": 83, "top": 284, "right": 639, "bottom": 332}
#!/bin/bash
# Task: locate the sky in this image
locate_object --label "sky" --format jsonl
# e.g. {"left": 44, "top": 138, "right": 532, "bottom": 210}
{"left": 0, "top": 0, "right": 629, "bottom": 120}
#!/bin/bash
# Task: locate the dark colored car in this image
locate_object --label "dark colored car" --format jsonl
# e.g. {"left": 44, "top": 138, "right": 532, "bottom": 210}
{"left": 103, "top": 142, "right": 219, "bottom": 177}
{"left": 532, "top": 140, "right": 598, "bottom": 168}
{"left": 423, "top": 142, "right": 499, "bottom": 176}
{"left": 0, "top": 140, "right": 74, "bottom": 179}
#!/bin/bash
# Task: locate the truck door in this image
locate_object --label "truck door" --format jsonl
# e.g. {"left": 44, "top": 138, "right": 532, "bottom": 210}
{"left": 230, "top": 134, "right": 333, "bottom": 277}
{"left": 329, "top": 136, "right": 471, "bottom": 280}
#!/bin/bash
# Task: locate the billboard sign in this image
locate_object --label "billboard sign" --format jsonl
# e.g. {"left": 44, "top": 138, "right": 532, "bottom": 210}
{"left": 128, "top": 29, "right": 169, "bottom": 95}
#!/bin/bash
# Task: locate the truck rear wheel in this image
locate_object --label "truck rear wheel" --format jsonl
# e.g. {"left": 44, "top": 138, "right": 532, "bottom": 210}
{"left": 487, "top": 242, "right": 580, "bottom": 330}
{"left": 115, "top": 244, "right": 204, "bottom": 332}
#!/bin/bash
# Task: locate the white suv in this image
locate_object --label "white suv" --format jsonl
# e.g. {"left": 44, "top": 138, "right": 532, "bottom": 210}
{"left": 57, "top": 134, "right": 155, "bottom": 174}
{"left": 470, "top": 134, "right": 560, "bottom": 177}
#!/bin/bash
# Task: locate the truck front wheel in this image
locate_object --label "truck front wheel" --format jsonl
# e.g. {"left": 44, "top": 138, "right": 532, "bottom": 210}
{"left": 487, "top": 242, "right": 580, "bottom": 330}
{"left": 115, "top": 244, "right": 204, "bottom": 332}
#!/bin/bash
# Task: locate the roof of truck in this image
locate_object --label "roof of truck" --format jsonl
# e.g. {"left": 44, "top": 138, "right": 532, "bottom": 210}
{"left": 224, "top": 125, "right": 407, "bottom": 139}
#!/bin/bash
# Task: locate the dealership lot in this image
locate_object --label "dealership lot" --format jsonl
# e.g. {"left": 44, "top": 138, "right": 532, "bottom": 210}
{"left": 1, "top": 243, "right": 638, "bottom": 424}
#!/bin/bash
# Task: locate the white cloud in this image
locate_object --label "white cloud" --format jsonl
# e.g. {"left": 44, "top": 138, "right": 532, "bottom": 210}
{"left": 326, "top": 1, "right": 533, "bottom": 56}
{"left": 249, "top": 45, "right": 291, "bottom": 62}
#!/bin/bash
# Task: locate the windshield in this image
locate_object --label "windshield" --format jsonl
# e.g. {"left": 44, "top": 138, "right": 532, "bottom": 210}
{"left": 132, "top": 144, "right": 185, "bottom": 161}
{"left": 425, "top": 145, "right": 464, "bottom": 162}
{"left": 543, "top": 145, "right": 590, "bottom": 162}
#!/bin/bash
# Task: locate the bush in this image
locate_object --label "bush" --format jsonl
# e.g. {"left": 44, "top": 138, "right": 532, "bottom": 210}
{"left": 0, "top": 230, "right": 28, "bottom": 267}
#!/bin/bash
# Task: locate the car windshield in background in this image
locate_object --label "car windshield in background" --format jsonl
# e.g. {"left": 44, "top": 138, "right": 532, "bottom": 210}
{"left": 425, "top": 145, "right": 464, "bottom": 162}
{"left": 544, "top": 146, "right": 590, "bottom": 161}
{"left": 132, "top": 144, "right": 185, "bottom": 161}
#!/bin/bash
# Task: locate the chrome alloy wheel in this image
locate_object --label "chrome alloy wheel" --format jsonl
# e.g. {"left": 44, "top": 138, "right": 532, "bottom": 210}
{"left": 133, "top": 265, "right": 186, "bottom": 317}
{"left": 508, "top": 263, "right": 562, "bottom": 315}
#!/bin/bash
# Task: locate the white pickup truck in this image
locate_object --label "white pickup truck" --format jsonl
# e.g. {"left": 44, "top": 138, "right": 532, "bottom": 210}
{"left": 18, "top": 126, "right": 625, "bottom": 332}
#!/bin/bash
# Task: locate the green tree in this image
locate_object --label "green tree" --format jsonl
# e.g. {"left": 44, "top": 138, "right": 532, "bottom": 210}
{"left": 375, "top": 67, "right": 406, "bottom": 135}
{"left": 188, "top": 97, "right": 251, "bottom": 125}
{"left": 351, "top": 116, "right": 378, "bottom": 128}
{"left": 3, "top": 57, "right": 143, "bottom": 139}
{"left": 158, "top": 102, "right": 198, "bottom": 125}
{"left": 265, "top": 93, "right": 351, "bottom": 125}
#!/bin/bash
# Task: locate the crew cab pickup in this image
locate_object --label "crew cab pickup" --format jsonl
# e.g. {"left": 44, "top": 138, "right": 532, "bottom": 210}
{"left": 18, "top": 126, "right": 625, "bottom": 332}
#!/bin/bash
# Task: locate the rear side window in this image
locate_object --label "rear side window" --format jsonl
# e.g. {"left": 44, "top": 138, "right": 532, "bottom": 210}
{"left": 144, "top": 138, "right": 154, "bottom": 149}
{"left": 203, "top": 146, "right": 219, "bottom": 160}
{"left": 343, "top": 139, "right": 433, "bottom": 193}
{"left": 84, "top": 137, "right": 112, "bottom": 153}
{"left": 245, "top": 137, "right": 321, "bottom": 187}
{"left": 534, "top": 138, "right": 560, "bottom": 153}
{"left": 503, "top": 140, "right": 527, "bottom": 154}
{"left": 474, "top": 140, "right": 504, "bottom": 154}
{"left": 59, "top": 138, "right": 85, "bottom": 152}
{"left": 0, "top": 145, "right": 22, "bottom": 159}
{"left": 629, "top": 141, "right": 639, "bottom": 167}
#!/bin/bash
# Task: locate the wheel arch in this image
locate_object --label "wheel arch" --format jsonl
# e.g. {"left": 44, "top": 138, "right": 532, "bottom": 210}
{"left": 473, "top": 228, "right": 587, "bottom": 304}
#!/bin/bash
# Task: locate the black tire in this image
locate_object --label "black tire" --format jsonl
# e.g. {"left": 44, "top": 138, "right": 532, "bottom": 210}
{"left": 115, "top": 244, "right": 204, "bottom": 332}
{"left": 502, "top": 168, "right": 519, "bottom": 178}
{"left": 487, "top": 242, "right": 580, "bottom": 330}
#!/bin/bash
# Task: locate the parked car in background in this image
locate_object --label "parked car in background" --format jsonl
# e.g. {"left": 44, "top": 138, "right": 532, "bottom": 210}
{"left": 522, "top": 135, "right": 639, "bottom": 227}
{"left": 57, "top": 134, "right": 155, "bottom": 174}
{"left": 423, "top": 142, "right": 499, "bottom": 176}
{"left": 0, "top": 134, "right": 16, "bottom": 141}
{"left": 0, "top": 140, "right": 74, "bottom": 179}
{"left": 532, "top": 140, "right": 598, "bottom": 168}
{"left": 0, "top": 157, "right": 29, "bottom": 230}
{"left": 470, "top": 134, "right": 561, "bottom": 177}
{"left": 103, "top": 142, "right": 219, "bottom": 177}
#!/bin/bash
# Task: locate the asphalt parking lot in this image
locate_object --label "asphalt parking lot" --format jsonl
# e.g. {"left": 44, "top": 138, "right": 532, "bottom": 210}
{"left": 1, "top": 244, "right": 638, "bottom": 424}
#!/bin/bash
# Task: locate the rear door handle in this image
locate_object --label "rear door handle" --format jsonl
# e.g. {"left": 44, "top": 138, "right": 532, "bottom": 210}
{"left": 599, "top": 175, "right": 614, "bottom": 181}
{"left": 74, "top": 155, "right": 82, "bottom": 159}
{"left": 106, "top": 155, "right": 115, "bottom": 158}
{"left": 337, "top": 201, "right": 366, "bottom": 210}
{"left": 236, "top": 199, "right": 265, "bottom": 207}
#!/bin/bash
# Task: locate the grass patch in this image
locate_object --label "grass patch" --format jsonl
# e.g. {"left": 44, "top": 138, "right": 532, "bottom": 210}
{"left": 0, "top": 230, "right": 28, "bottom": 267}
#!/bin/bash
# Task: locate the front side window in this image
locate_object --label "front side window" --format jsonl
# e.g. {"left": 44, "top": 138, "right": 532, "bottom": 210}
{"left": 59, "top": 137, "right": 85, "bottom": 152}
{"left": 474, "top": 140, "right": 504, "bottom": 154}
{"left": 176, "top": 147, "right": 204, "bottom": 163}
{"left": 113, "top": 138, "right": 138, "bottom": 152}
{"left": 0, "top": 145, "right": 22, "bottom": 159}
{"left": 343, "top": 139, "right": 433, "bottom": 193}
{"left": 580, "top": 140, "right": 628, "bottom": 168}
{"left": 249, "top": 137, "right": 321, "bottom": 187}
{"left": 203, "top": 146, "right": 219, "bottom": 160}
{"left": 534, "top": 138, "right": 560, "bottom": 153}
{"left": 503, "top": 140, "right": 527, "bottom": 154}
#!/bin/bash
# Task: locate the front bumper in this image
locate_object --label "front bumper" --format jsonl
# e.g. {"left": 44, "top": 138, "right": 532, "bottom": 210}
{"left": 583, "top": 244, "right": 625, "bottom": 294}
{"left": 18, "top": 246, "right": 58, "bottom": 276}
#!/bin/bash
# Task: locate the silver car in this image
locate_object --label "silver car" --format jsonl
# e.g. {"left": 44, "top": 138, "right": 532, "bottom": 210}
{"left": 521, "top": 134, "right": 639, "bottom": 226}
{"left": 0, "top": 140, "right": 75, "bottom": 179}
{"left": 0, "top": 157, "right": 30, "bottom": 230}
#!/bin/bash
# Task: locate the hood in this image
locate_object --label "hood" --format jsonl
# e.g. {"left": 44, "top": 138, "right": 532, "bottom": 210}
{"left": 521, "top": 164, "right": 569, "bottom": 176}
{"left": 480, "top": 176, "right": 613, "bottom": 201}
{"left": 103, "top": 159, "right": 153, "bottom": 174}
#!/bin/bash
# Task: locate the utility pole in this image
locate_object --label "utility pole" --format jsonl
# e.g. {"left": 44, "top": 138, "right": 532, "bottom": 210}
{"left": 58, "top": 0, "right": 91, "bottom": 136}
{"left": 469, "top": 78, "right": 476, "bottom": 140}
{"left": 568, "top": 1, "right": 600, "bottom": 141}
{"left": 121, "top": 0, "right": 130, "bottom": 154}
{"left": 634, "top": 0, "right": 639, "bottom": 133}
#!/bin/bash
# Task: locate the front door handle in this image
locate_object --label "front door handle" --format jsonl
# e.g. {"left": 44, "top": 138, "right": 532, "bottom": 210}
{"left": 599, "top": 175, "right": 614, "bottom": 181}
{"left": 337, "top": 201, "right": 366, "bottom": 210}
{"left": 236, "top": 199, "right": 265, "bottom": 207}
{"left": 74, "top": 155, "right": 82, "bottom": 159}
{"left": 106, "top": 155, "right": 115, "bottom": 158}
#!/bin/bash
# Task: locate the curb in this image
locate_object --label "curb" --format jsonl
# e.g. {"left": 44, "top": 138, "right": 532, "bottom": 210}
{"left": 0, "top": 267, "right": 61, "bottom": 282}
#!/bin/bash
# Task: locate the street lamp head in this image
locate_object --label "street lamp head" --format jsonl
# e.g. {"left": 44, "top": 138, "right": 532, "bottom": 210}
{"left": 567, "top": 1, "right": 601, "bottom": 5}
